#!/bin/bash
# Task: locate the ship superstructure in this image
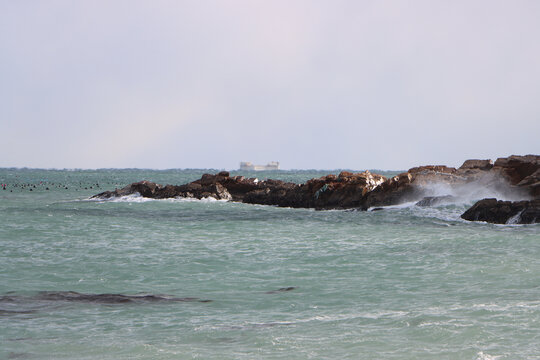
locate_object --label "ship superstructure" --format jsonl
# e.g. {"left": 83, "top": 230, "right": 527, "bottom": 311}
{"left": 239, "top": 161, "right": 280, "bottom": 171}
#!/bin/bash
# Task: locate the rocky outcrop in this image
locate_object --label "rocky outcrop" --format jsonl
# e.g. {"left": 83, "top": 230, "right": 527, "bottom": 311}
{"left": 517, "top": 169, "right": 540, "bottom": 198}
{"left": 362, "top": 172, "right": 418, "bottom": 209}
{"left": 93, "top": 180, "right": 163, "bottom": 199}
{"left": 491, "top": 155, "right": 540, "bottom": 197}
{"left": 458, "top": 159, "right": 493, "bottom": 171}
{"left": 461, "top": 198, "right": 540, "bottom": 224}
{"left": 92, "top": 155, "right": 539, "bottom": 216}
{"left": 303, "top": 171, "right": 386, "bottom": 209}
{"left": 415, "top": 195, "right": 456, "bottom": 207}
{"left": 92, "top": 171, "right": 293, "bottom": 202}
{"left": 92, "top": 170, "right": 387, "bottom": 210}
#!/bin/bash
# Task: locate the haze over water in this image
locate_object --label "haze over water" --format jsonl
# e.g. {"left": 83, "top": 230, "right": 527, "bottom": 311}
{"left": 1, "top": 168, "right": 539, "bottom": 359}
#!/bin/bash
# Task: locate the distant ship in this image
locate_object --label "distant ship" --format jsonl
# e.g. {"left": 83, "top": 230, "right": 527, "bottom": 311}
{"left": 239, "top": 161, "right": 280, "bottom": 171}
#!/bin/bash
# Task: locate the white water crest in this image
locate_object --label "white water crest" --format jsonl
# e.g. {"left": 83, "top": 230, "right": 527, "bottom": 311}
{"left": 86, "top": 193, "right": 228, "bottom": 203}
{"left": 476, "top": 352, "right": 503, "bottom": 360}
{"left": 506, "top": 209, "right": 525, "bottom": 225}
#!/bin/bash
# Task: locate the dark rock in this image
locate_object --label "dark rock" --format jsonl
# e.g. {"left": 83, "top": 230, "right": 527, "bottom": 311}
{"left": 493, "top": 155, "right": 539, "bottom": 184}
{"left": 90, "top": 154, "right": 539, "bottom": 211}
{"left": 362, "top": 172, "right": 420, "bottom": 209}
{"left": 0, "top": 291, "right": 212, "bottom": 304}
{"left": 209, "top": 183, "right": 232, "bottom": 200}
{"left": 415, "top": 195, "right": 456, "bottom": 207}
{"left": 265, "top": 287, "right": 297, "bottom": 294}
{"left": 243, "top": 170, "right": 386, "bottom": 210}
{"left": 461, "top": 198, "right": 540, "bottom": 224}
{"left": 307, "top": 171, "right": 387, "bottom": 209}
{"left": 517, "top": 168, "right": 540, "bottom": 198}
{"left": 489, "top": 155, "right": 540, "bottom": 198}
{"left": 91, "top": 180, "right": 160, "bottom": 199}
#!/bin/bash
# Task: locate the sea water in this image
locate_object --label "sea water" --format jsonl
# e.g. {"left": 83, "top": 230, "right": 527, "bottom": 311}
{"left": 1, "top": 168, "right": 539, "bottom": 359}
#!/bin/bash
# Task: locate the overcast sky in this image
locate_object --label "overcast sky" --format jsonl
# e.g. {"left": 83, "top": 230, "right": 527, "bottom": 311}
{"left": 1, "top": 1, "right": 539, "bottom": 170}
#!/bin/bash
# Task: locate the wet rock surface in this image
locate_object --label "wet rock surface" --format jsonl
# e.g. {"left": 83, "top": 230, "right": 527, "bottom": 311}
{"left": 91, "top": 155, "right": 540, "bottom": 218}
{"left": 415, "top": 195, "right": 456, "bottom": 207}
{"left": 461, "top": 198, "right": 540, "bottom": 224}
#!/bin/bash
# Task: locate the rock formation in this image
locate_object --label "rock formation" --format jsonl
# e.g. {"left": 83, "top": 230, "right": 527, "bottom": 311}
{"left": 91, "top": 155, "right": 540, "bottom": 223}
{"left": 415, "top": 195, "right": 456, "bottom": 207}
{"left": 461, "top": 198, "right": 540, "bottom": 224}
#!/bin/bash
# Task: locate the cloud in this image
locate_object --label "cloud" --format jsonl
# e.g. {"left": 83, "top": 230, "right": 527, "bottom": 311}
{"left": 1, "top": 0, "right": 539, "bottom": 169}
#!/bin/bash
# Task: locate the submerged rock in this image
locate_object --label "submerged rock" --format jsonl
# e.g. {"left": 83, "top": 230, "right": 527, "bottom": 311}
{"left": 265, "top": 287, "right": 297, "bottom": 294}
{"left": 415, "top": 195, "right": 456, "bottom": 207}
{"left": 0, "top": 291, "right": 213, "bottom": 306}
{"left": 461, "top": 198, "right": 540, "bottom": 224}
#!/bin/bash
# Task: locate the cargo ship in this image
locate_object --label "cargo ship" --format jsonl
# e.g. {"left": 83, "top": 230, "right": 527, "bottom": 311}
{"left": 239, "top": 161, "right": 280, "bottom": 171}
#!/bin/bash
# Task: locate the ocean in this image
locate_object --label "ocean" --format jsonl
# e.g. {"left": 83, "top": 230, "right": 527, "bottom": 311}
{"left": 1, "top": 168, "right": 539, "bottom": 359}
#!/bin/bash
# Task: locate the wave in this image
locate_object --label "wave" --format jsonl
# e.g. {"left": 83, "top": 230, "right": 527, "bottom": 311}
{"left": 85, "top": 193, "right": 229, "bottom": 203}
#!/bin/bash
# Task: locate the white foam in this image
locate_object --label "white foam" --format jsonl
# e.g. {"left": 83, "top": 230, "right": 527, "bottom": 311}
{"left": 419, "top": 173, "right": 530, "bottom": 204}
{"left": 106, "top": 193, "right": 154, "bottom": 203}
{"left": 88, "top": 193, "right": 230, "bottom": 204}
{"left": 368, "top": 201, "right": 418, "bottom": 211}
{"left": 506, "top": 209, "right": 525, "bottom": 224}
{"left": 476, "top": 351, "right": 502, "bottom": 360}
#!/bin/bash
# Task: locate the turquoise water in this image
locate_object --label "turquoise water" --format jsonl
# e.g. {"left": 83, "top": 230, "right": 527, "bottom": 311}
{"left": 1, "top": 169, "right": 539, "bottom": 359}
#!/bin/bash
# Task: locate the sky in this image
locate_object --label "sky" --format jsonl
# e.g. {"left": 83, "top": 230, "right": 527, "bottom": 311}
{"left": 1, "top": 1, "right": 539, "bottom": 170}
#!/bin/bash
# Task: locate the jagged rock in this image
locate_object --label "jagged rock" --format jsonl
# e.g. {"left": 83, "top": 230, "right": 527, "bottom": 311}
{"left": 517, "top": 168, "right": 540, "bottom": 198}
{"left": 454, "top": 159, "right": 494, "bottom": 181}
{"left": 492, "top": 155, "right": 539, "bottom": 184}
{"left": 307, "top": 171, "right": 387, "bottom": 209}
{"left": 91, "top": 154, "right": 539, "bottom": 212}
{"left": 459, "top": 159, "right": 493, "bottom": 171}
{"left": 408, "top": 165, "right": 457, "bottom": 174}
{"left": 408, "top": 165, "right": 468, "bottom": 186}
{"left": 461, "top": 198, "right": 540, "bottom": 224}
{"left": 489, "top": 155, "right": 540, "bottom": 198}
{"left": 362, "top": 172, "right": 420, "bottom": 209}
{"left": 415, "top": 195, "right": 456, "bottom": 207}
{"left": 362, "top": 165, "right": 466, "bottom": 209}
{"left": 242, "top": 170, "right": 387, "bottom": 209}
{"left": 92, "top": 180, "right": 162, "bottom": 199}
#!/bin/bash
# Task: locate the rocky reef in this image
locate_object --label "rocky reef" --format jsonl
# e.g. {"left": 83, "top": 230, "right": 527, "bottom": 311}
{"left": 92, "top": 155, "right": 540, "bottom": 224}
{"left": 461, "top": 198, "right": 540, "bottom": 224}
{"left": 93, "top": 170, "right": 388, "bottom": 210}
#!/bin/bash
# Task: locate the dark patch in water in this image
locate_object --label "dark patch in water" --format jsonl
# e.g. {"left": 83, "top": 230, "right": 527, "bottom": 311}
{"left": 251, "top": 322, "right": 294, "bottom": 328}
{"left": 227, "top": 322, "right": 294, "bottom": 330}
{"left": 34, "top": 291, "right": 212, "bottom": 303}
{"left": 415, "top": 195, "right": 456, "bottom": 207}
{"left": 265, "top": 287, "right": 297, "bottom": 294}
{"left": 0, "top": 309, "right": 37, "bottom": 316}
{"left": 7, "top": 353, "right": 29, "bottom": 359}
{"left": 0, "top": 291, "right": 212, "bottom": 315}
{"left": 7, "top": 337, "right": 33, "bottom": 342}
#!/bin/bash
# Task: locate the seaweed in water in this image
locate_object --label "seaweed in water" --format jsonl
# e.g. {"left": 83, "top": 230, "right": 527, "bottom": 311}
{"left": 0, "top": 291, "right": 212, "bottom": 307}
